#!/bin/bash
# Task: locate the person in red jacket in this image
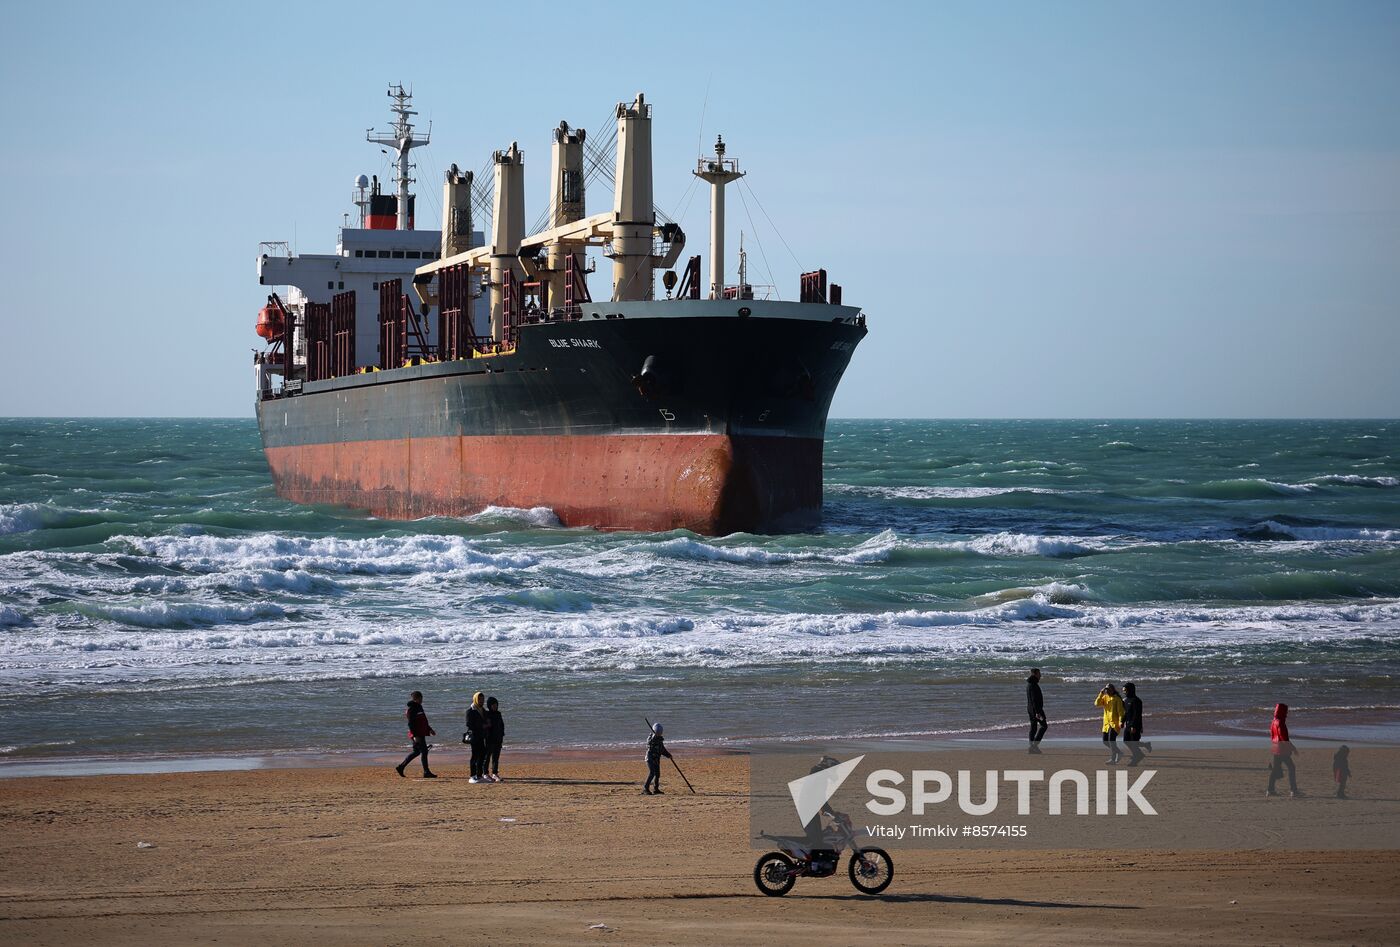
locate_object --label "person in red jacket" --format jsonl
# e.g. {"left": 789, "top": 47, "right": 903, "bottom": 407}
{"left": 1266, "top": 702, "right": 1300, "bottom": 797}
{"left": 396, "top": 691, "right": 437, "bottom": 778}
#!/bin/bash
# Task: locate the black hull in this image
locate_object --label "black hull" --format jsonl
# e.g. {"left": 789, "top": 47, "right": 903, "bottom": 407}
{"left": 256, "top": 315, "right": 865, "bottom": 532}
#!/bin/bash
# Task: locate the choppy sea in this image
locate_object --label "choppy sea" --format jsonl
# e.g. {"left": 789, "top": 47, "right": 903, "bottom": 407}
{"left": 2, "top": 418, "right": 1397, "bottom": 767}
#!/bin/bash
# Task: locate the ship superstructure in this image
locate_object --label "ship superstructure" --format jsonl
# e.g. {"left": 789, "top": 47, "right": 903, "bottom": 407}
{"left": 253, "top": 89, "right": 865, "bottom": 534}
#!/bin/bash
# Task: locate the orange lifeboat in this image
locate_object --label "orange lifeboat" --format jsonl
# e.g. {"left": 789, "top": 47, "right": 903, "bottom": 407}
{"left": 256, "top": 304, "right": 284, "bottom": 341}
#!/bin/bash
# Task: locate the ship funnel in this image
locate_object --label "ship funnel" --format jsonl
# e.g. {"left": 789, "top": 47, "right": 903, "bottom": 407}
{"left": 442, "top": 163, "right": 474, "bottom": 259}
{"left": 489, "top": 142, "right": 526, "bottom": 341}
{"left": 611, "top": 93, "right": 654, "bottom": 301}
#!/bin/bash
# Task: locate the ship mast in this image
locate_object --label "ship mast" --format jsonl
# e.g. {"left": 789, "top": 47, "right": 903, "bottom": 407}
{"left": 366, "top": 84, "right": 430, "bottom": 231}
{"left": 693, "top": 135, "right": 744, "bottom": 299}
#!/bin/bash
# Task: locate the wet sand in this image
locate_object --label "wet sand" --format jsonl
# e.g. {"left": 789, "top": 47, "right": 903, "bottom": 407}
{"left": 1, "top": 754, "right": 1396, "bottom": 945}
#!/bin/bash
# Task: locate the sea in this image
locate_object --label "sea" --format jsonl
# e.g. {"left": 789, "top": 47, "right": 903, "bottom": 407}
{"left": 2, "top": 418, "right": 1398, "bottom": 771}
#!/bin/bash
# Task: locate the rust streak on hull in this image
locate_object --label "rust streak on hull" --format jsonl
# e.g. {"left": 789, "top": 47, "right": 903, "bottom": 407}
{"left": 264, "top": 434, "right": 823, "bottom": 534}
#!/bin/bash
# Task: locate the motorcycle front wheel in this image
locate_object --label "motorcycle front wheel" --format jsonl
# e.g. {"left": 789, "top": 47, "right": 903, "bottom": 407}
{"left": 753, "top": 852, "right": 797, "bottom": 897}
{"left": 849, "top": 847, "right": 893, "bottom": 895}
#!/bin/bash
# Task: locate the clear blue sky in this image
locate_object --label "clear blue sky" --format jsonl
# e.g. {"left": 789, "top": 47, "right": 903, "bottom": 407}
{"left": 2, "top": 0, "right": 1397, "bottom": 418}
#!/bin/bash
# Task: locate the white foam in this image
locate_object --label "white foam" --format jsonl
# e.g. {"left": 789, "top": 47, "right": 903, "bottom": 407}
{"left": 459, "top": 505, "right": 564, "bottom": 528}
{"left": 119, "top": 532, "right": 538, "bottom": 575}
{"left": 0, "top": 503, "right": 66, "bottom": 535}
{"left": 957, "top": 532, "right": 1101, "bottom": 558}
{"left": 1253, "top": 521, "right": 1400, "bottom": 542}
{"left": 1257, "top": 479, "right": 1316, "bottom": 495}
{"left": 11, "top": 596, "right": 1398, "bottom": 689}
{"left": 829, "top": 484, "right": 1073, "bottom": 499}
{"left": 642, "top": 536, "right": 796, "bottom": 565}
{"left": 626, "top": 529, "right": 1111, "bottom": 568}
{"left": 973, "top": 582, "right": 1094, "bottom": 606}
{"left": 75, "top": 601, "right": 288, "bottom": 629}
{"left": 1312, "top": 474, "right": 1398, "bottom": 489}
{"left": 834, "top": 529, "right": 902, "bottom": 564}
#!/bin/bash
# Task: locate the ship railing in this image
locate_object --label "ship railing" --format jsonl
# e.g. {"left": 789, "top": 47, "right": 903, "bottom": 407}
{"left": 718, "top": 283, "right": 776, "bottom": 301}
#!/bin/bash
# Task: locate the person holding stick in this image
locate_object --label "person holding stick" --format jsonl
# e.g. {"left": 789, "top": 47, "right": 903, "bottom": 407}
{"left": 643, "top": 722, "right": 672, "bottom": 795}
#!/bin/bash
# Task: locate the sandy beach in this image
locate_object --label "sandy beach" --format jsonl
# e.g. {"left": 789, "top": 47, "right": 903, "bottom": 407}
{"left": 2, "top": 753, "right": 1397, "bottom": 945}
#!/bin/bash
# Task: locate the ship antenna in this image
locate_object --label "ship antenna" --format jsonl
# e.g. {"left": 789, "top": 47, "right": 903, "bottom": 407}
{"left": 366, "top": 83, "right": 431, "bottom": 230}
{"left": 738, "top": 230, "right": 747, "bottom": 294}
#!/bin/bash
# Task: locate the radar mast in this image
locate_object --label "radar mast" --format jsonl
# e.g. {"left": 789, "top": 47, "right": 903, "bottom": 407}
{"left": 366, "top": 84, "right": 431, "bottom": 231}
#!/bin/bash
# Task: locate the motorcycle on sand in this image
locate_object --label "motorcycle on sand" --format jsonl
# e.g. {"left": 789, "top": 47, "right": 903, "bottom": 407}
{"left": 753, "top": 811, "right": 894, "bottom": 897}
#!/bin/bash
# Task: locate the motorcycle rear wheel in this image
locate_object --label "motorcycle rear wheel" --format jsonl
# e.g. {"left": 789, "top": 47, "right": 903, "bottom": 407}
{"left": 754, "top": 852, "right": 797, "bottom": 897}
{"left": 849, "top": 847, "right": 893, "bottom": 895}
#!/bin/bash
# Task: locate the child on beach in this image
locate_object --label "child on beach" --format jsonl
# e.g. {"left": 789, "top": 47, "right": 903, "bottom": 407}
{"left": 643, "top": 722, "right": 672, "bottom": 795}
{"left": 485, "top": 696, "right": 505, "bottom": 782}
{"left": 1333, "top": 745, "right": 1350, "bottom": 799}
{"left": 1095, "top": 684, "right": 1125, "bottom": 764}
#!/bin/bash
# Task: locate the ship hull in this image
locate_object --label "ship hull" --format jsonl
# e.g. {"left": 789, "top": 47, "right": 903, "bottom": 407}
{"left": 263, "top": 431, "right": 821, "bottom": 533}
{"left": 257, "top": 309, "right": 865, "bottom": 533}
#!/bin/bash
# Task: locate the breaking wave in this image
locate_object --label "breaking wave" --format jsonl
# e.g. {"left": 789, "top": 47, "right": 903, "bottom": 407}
{"left": 1311, "top": 474, "right": 1398, "bottom": 489}
{"left": 7, "top": 599, "right": 1399, "bottom": 686}
{"left": 72, "top": 601, "right": 290, "bottom": 630}
{"left": 459, "top": 505, "right": 564, "bottom": 529}
{"left": 0, "top": 503, "right": 105, "bottom": 535}
{"left": 1242, "top": 520, "right": 1400, "bottom": 542}
{"left": 828, "top": 484, "right": 1075, "bottom": 500}
{"left": 117, "top": 532, "right": 539, "bottom": 575}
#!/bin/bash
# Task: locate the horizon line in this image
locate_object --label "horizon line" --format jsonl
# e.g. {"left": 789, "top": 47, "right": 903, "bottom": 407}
{"left": 2, "top": 415, "right": 1397, "bottom": 423}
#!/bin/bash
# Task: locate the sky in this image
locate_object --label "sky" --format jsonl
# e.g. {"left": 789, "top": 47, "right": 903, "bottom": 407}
{"left": 1, "top": 0, "right": 1397, "bottom": 418}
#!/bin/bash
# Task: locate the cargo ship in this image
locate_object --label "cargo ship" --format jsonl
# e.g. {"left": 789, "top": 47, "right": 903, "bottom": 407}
{"left": 253, "top": 87, "right": 866, "bottom": 534}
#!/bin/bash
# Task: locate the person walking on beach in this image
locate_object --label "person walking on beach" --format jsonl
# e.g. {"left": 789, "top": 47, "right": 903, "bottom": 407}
{"left": 1267, "top": 702, "right": 1301, "bottom": 797}
{"left": 643, "top": 722, "right": 672, "bottom": 795}
{"left": 1096, "top": 684, "right": 1125, "bottom": 764}
{"left": 484, "top": 696, "right": 505, "bottom": 783}
{"left": 465, "top": 691, "right": 488, "bottom": 784}
{"left": 1027, "top": 668, "right": 1048, "bottom": 753}
{"left": 396, "top": 691, "right": 437, "bottom": 778}
{"left": 1333, "top": 745, "right": 1351, "bottom": 799}
{"left": 1122, "top": 682, "right": 1146, "bottom": 766}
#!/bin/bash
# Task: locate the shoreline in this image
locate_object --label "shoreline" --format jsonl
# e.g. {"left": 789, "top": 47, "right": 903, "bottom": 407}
{"left": 5, "top": 708, "right": 1394, "bottom": 779}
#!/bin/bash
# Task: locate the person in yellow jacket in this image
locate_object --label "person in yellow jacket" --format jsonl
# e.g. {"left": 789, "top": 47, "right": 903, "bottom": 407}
{"left": 1095, "top": 684, "right": 1126, "bottom": 764}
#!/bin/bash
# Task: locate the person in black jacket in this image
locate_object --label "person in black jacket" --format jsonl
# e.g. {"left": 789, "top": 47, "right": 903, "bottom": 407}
{"left": 643, "top": 722, "right": 672, "bottom": 795}
{"left": 1027, "top": 668, "right": 1048, "bottom": 753}
{"left": 485, "top": 696, "right": 505, "bottom": 782}
{"left": 1122, "top": 681, "right": 1152, "bottom": 765}
{"left": 464, "top": 691, "right": 488, "bottom": 783}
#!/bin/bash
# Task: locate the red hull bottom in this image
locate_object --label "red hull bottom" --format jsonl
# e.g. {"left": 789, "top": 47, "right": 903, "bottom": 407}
{"left": 263, "top": 434, "right": 823, "bottom": 534}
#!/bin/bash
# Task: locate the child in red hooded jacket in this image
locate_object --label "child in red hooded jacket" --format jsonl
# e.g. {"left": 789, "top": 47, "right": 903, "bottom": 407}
{"left": 1266, "top": 703, "right": 1300, "bottom": 797}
